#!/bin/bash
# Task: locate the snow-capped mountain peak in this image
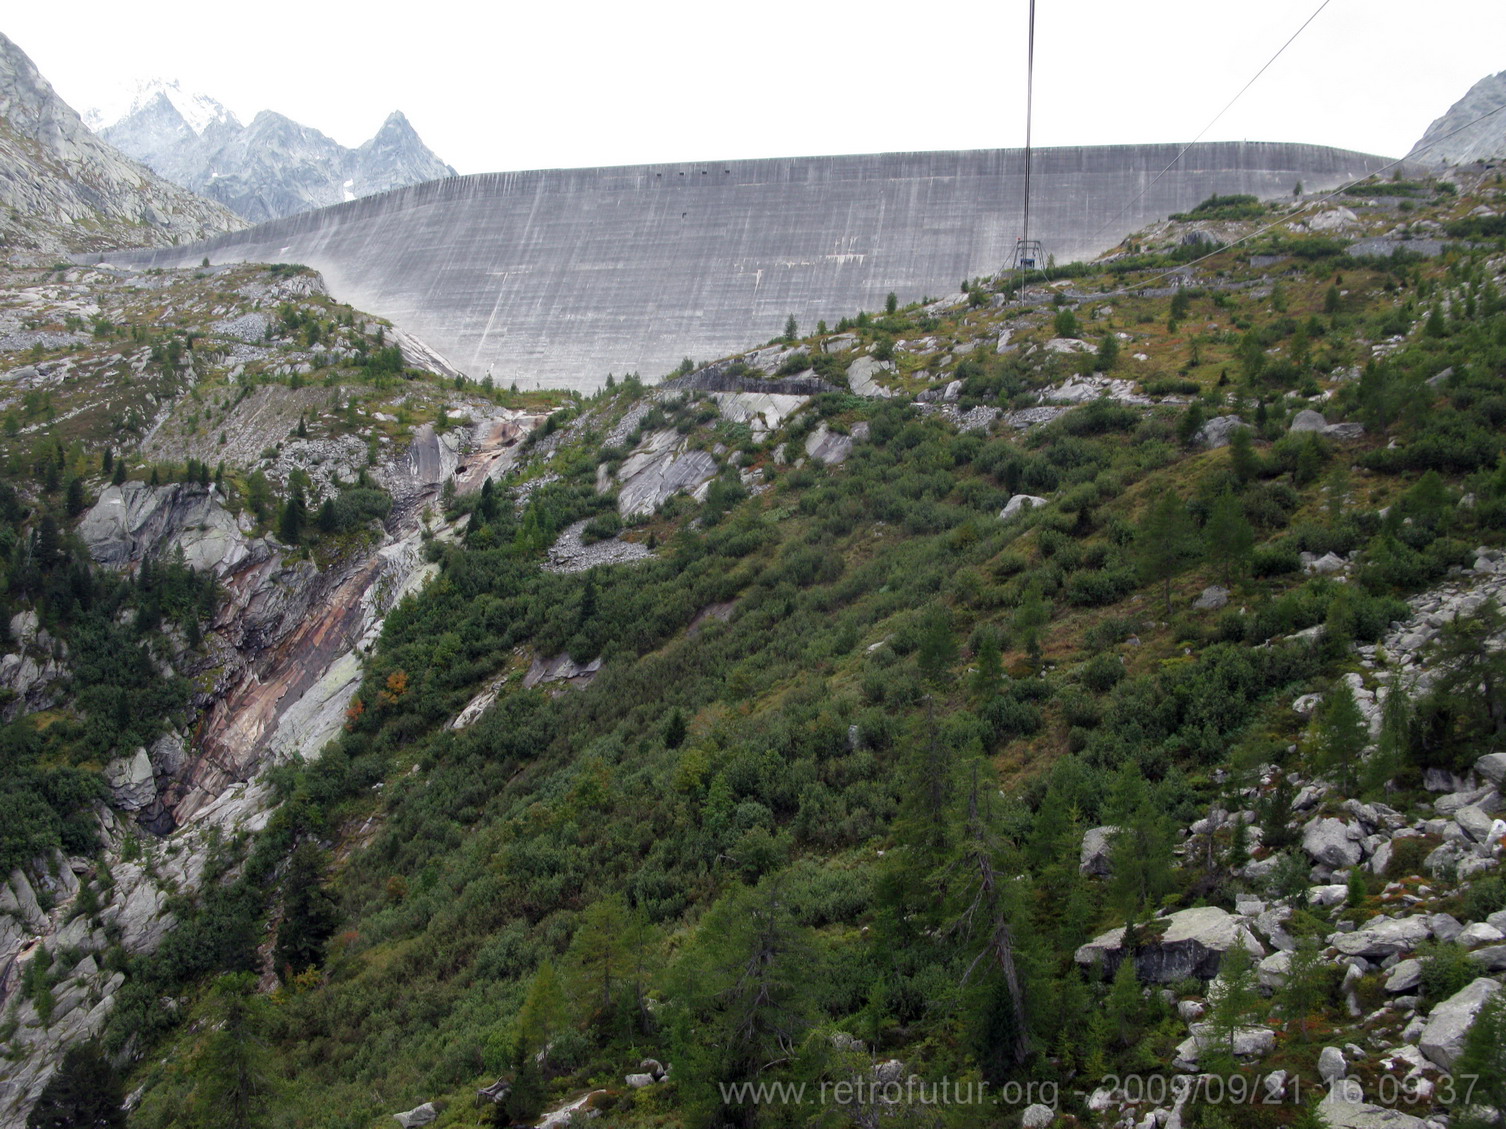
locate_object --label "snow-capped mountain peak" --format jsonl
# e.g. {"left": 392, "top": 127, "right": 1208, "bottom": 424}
{"left": 85, "top": 78, "right": 238, "bottom": 136}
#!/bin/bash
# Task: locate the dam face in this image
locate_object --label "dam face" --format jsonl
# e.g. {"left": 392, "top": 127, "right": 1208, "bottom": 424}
{"left": 104, "top": 143, "right": 1393, "bottom": 389}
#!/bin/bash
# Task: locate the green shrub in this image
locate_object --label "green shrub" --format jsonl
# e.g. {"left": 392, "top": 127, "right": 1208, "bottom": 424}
{"left": 1418, "top": 941, "right": 1478, "bottom": 1004}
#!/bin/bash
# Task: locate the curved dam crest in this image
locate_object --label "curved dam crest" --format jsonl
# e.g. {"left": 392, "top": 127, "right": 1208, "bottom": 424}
{"left": 101, "top": 142, "right": 1396, "bottom": 389}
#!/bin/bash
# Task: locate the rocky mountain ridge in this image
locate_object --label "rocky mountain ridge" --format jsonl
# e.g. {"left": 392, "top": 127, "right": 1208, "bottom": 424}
{"left": 1408, "top": 69, "right": 1506, "bottom": 167}
{"left": 0, "top": 33, "right": 242, "bottom": 253}
{"left": 94, "top": 81, "right": 456, "bottom": 225}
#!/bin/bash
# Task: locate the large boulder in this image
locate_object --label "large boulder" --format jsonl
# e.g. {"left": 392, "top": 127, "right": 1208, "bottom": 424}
{"left": 1302, "top": 817, "right": 1364, "bottom": 869}
{"left": 1384, "top": 959, "right": 1423, "bottom": 993}
{"left": 1476, "top": 753, "right": 1506, "bottom": 786}
{"left": 1320, "top": 1094, "right": 1427, "bottom": 1129}
{"left": 1175, "top": 1024, "right": 1276, "bottom": 1063}
{"left": 1001, "top": 494, "right": 1048, "bottom": 521}
{"left": 1454, "top": 804, "right": 1498, "bottom": 844}
{"left": 1193, "top": 585, "right": 1230, "bottom": 610}
{"left": 846, "top": 356, "right": 894, "bottom": 398}
{"left": 392, "top": 1104, "right": 437, "bottom": 1129}
{"left": 1330, "top": 916, "right": 1432, "bottom": 959}
{"left": 1194, "top": 415, "right": 1248, "bottom": 449}
{"left": 1075, "top": 906, "right": 1265, "bottom": 982}
{"left": 1079, "top": 826, "right": 1118, "bottom": 877}
{"left": 804, "top": 425, "right": 854, "bottom": 466}
{"left": 1289, "top": 409, "right": 1327, "bottom": 433}
{"left": 103, "top": 749, "right": 156, "bottom": 811}
{"left": 1419, "top": 977, "right": 1500, "bottom": 1071}
{"left": 1318, "top": 1046, "right": 1347, "bottom": 1082}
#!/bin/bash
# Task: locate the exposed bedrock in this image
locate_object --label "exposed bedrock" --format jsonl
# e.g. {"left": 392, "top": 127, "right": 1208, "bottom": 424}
{"left": 96, "top": 142, "right": 1396, "bottom": 389}
{"left": 75, "top": 413, "right": 541, "bottom": 827}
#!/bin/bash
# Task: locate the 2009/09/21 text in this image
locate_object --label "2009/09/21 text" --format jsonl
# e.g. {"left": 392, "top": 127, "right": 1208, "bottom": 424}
{"left": 1088, "top": 1074, "right": 1481, "bottom": 1109}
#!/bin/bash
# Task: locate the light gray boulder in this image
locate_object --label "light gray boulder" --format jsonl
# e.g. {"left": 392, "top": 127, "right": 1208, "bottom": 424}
{"left": 804, "top": 425, "right": 854, "bottom": 466}
{"left": 1319, "top": 1094, "right": 1427, "bottom": 1129}
{"left": 1434, "top": 786, "right": 1493, "bottom": 816}
{"left": 1318, "top": 1045, "right": 1347, "bottom": 1082}
{"left": 1194, "top": 585, "right": 1230, "bottom": 610}
{"left": 1321, "top": 422, "right": 1365, "bottom": 441}
{"left": 846, "top": 356, "right": 894, "bottom": 398}
{"left": 392, "top": 1103, "right": 437, "bottom": 1128}
{"left": 1330, "top": 916, "right": 1431, "bottom": 959}
{"left": 1385, "top": 959, "right": 1423, "bottom": 993}
{"left": 1194, "top": 415, "right": 1248, "bottom": 449}
{"left": 1419, "top": 977, "right": 1501, "bottom": 1071}
{"left": 103, "top": 749, "right": 156, "bottom": 811}
{"left": 1476, "top": 753, "right": 1506, "bottom": 786}
{"left": 1469, "top": 945, "right": 1506, "bottom": 972}
{"left": 78, "top": 482, "right": 253, "bottom": 577}
{"left": 1454, "top": 805, "right": 1497, "bottom": 844}
{"left": 1302, "top": 818, "right": 1364, "bottom": 868}
{"left": 1251, "top": 906, "right": 1296, "bottom": 952}
{"left": 1022, "top": 1103, "right": 1055, "bottom": 1128}
{"left": 1001, "top": 494, "right": 1048, "bottom": 520}
{"left": 1075, "top": 905, "right": 1265, "bottom": 982}
{"left": 1181, "top": 1023, "right": 1276, "bottom": 1059}
{"left": 1456, "top": 922, "right": 1505, "bottom": 948}
{"left": 1309, "top": 883, "right": 1350, "bottom": 907}
{"left": 626, "top": 1073, "right": 657, "bottom": 1088}
{"left": 1257, "top": 950, "right": 1292, "bottom": 990}
{"left": 1304, "top": 552, "right": 1348, "bottom": 575}
{"left": 1290, "top": 409, "right": 1327, "bottom": 433}
{"left": 1079, "top": 826, "right": 1119, "bottom": 877}
{"left": 1428, "top": 913, "right": 1464, "bottom": 942}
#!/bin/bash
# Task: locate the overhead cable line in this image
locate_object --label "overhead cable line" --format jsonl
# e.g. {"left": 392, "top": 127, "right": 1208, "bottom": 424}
{"left": 1087, "top": 0, "right": 1336, "bottom": 247}
{"left": 1122, "top": 100, "right": 1506, "bottom": 294}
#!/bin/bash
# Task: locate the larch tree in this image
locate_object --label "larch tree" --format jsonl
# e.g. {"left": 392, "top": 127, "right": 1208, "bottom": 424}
{"left": 1134, "top": 493, "right": 1197, "bottom": 615}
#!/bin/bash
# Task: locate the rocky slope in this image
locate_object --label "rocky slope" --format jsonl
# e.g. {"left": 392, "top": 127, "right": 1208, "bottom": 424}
{"left": 1408, "top": 69, "right": 1506, "bottom": 166}
{"left": 94, "top": 82, "right": 456, "bottom": 225}
{"left": 0, "top": 256, "right": 556, "bottom": 1125}
{"left": 1, "top": 146, "right": 1504, "bottom": 1129}
{"left": 0, "top": 34, "right": 243, "bottom": 253}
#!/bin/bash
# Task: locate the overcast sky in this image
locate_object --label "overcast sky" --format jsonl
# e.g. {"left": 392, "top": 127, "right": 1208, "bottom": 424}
{"left": 10, "top": 0, "right": 1505, "bottom": 175}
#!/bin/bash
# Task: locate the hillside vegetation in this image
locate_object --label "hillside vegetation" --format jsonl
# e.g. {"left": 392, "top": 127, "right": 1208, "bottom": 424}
{"left": 6, "top": 171, "right": 1506, "bottom": 1129}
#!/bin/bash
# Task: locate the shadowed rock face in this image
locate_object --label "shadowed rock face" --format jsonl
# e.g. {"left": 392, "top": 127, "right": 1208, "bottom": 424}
{"left": 97, "top": 142, "right": 1394, "bottom": 388}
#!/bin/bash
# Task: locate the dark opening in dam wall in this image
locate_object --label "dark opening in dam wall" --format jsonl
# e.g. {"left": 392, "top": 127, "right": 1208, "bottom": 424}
{"left": 102, "top": 142, "right": 1396, "bottom": 389}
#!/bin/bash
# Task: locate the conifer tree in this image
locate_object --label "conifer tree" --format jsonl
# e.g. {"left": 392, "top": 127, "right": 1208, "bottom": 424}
{"left": 1135, "top": 493, "right": 1197, "bottom": 615}
{"left": 1203, "top": 944, "right": 1261, "bottom": 1070}
{"left": 1105, "top": 954, "right": 1143, "bottom": 1048}
{"left": 187, "top": 973, "right": 274, "bottom": 1129}
{"left": 1228, "top": 426, "right": 1260, "bottom": 484}
{"left": 1014, "top": 583, "right": 1049, "bottom": 672}
{"left": 1279, "top": 936, "right": 1328, "bottom": 1042}
{"left": 916, "top": 606, "right": 958, "bottom": 687}
{"left": 515, "top": 961, "right": 567, "bottom": 1070}
{"left": 274, "top": 842, "right": 338, "bottom": 982}
{"left": 1204, "top": 488, "right": 1254, "bottom": 586}
{"left": 970, "top": 629, "right": 1003, "bottom": 705}
{"left": 27, "top": 1042, "right": 126, "bottom": 1129}
{"left": 1106, "top": 764, "right": 1176, "bottom": 922}
{"left": 1314, "top": 680, "right": 1368, "bottom": 796}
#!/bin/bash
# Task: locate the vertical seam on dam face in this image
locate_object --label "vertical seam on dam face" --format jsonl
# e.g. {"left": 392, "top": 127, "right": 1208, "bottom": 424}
{"left": 99, "top": 142, "right": 1396, "bottom": 389}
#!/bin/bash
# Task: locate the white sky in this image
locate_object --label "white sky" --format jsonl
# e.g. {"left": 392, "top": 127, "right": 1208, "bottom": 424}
{"left": 10, "top": 0, "right": 1505, "bottom": 175}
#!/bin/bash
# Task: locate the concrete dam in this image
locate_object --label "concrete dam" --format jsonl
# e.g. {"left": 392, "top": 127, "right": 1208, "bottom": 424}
{"left": 103, "top": 142, "right": 1395, "bottom": 389}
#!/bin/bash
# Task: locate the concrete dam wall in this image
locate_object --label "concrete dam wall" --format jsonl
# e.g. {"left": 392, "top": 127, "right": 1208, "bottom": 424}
{"left": 102, "top": 142, "right": 1395, "bottom": 389}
